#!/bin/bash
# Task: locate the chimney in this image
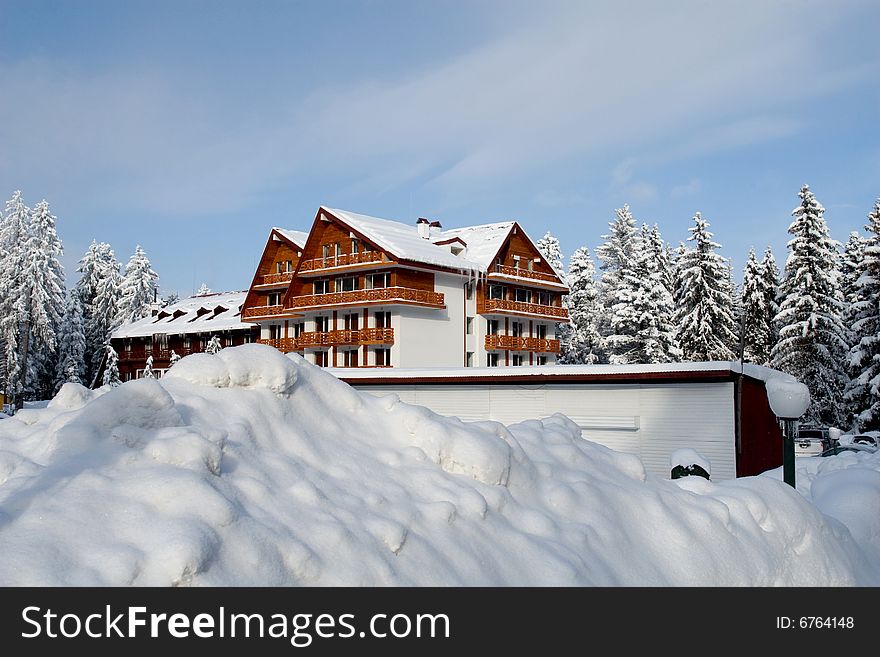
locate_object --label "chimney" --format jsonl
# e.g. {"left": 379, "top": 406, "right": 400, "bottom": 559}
{"left": 429, "top": 220, "right": 442, "bottom": 238}
{"left": 416, "top": 217, "right": 430, "bottom": 239}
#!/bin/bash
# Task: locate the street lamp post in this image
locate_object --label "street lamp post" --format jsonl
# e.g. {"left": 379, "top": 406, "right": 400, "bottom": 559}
{"left": 765, "top": 376, "right": 811, "bottom": 488}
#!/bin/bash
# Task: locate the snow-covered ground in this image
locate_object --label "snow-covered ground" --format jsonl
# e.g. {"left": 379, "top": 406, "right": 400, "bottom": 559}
{"left": 0, "top": 345, "right": 877, "bottom": 586}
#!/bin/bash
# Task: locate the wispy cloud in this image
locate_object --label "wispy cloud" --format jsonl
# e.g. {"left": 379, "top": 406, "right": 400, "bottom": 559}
{"left": 671, "top": 179, "right": 702, "bottom": 199}
{"left": 0, "top": 1, "right": 875, "bottom": 219}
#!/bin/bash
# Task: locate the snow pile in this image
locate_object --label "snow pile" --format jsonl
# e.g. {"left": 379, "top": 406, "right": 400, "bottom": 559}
{"left": 0, "top": 344, "right": 878, "bottom": 586}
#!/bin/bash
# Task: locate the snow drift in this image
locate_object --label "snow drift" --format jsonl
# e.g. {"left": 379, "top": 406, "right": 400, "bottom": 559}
{"left": 0, "top": 344, "right": 877, "bottom": 586}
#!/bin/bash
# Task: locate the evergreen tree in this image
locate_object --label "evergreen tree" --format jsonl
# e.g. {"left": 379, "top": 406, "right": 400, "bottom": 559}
{"left": 597, "top": 204, "right": 639, "bottom": 363}
{"left": 560, "top": 245, "right": 603, "bottom": 363}
{"left": 196, "top": 283, "right": 212, "bottom": 296}
{"left": 142, "top": 355, "right": 155, "bottom": 379}
{"left": 102, "top": 344, "right": 121, "bottom": 387}
{"left": 740, "top": 249, "right": 776, "bottom": 365}
{"left": 844, "top": 199, "right": 880, "bottom": 430}
{"left": 205, "top": 335, "right": 222, "bottom": 354}
{"left": 16, "top": 200, "right": 65, "bottom": 399}
{"left": 83, "top": 244, "right": 122, "bottom": 384}
{"left": 55, "top": 290, "right": 86, "bottom": 390}
{"left": 161, "top": 292, "right": 180, "bottom": 308}
{"left": 117, "top": 245, "right": 158, "bottom": 325}
{"left": 536, "top": 232, "right": 565, "bottom": 277}
{"left": 761, "top": 247, "right": 780, "bottom": 354}
{"left": 674, "top": 213, "right": 738, "bottom": 361}
{"left": 771, "top": 185, "right": 848, "bottom": 427}
{"left": 0, "top": 191, "right": 30, "bottom": 402}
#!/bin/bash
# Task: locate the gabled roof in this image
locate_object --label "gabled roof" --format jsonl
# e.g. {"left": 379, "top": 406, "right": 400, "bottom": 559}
{"left": 322, "top": 207, "right": 483, "bottom": 274}
{"left": 273, "top": 228, "right": 309, "bottom": 249}
{"left": 440, "top": 222, "right": 515, "bottom": 269}
{"left": 112, "top": 291, "right": 255, "bottom": 339}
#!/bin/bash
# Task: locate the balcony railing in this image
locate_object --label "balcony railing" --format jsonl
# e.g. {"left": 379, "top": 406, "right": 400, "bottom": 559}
{"left": 297, "top": 327, "right": 395, "bottom": 348}
{"left": 484, "top": 335, "right": 561, "bottom": 353}
{"left": 478, "top": 298, "right": 569, "bottom": 319}
{"left": 256, "top": 337, "right": 300, "bottom": 352}
{"left": 490, "top": 264, "right": 561, "bottom": 284}
{"left": 258, "top": 271, "right": 295, "bottom": 286}
{"left": 242, "top": 304, "right": 286, "bottom": 319}
{"left": 290, "top": 287, "right": 444, "bottom": 309}
{"left": 299, "top": 250, "right": 387, "bottom": 273}
{"left": 119, "top": 346, "right": 203, "bottom": 362}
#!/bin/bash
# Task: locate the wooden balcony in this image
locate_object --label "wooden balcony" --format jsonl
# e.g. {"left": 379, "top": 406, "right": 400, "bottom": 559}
{"left": 478, "top": 298, "right": 568, "bottom": 320}
{"left": 256, "top": 271, "right": 295, "bottom": 286}
{"left": 298, "top": 250, "right": 388, "bottom": 274}
{"left": 297, "top": 327, "right": 394, "bottom": 348}
{"left": 489, "top": 264, "right": 561, "bottom": 284}
{"left": 242, "top": 304, "right": 288, "bottom": 319}
{"left": 485, "top": 335, "right": 561, "bottom": 353}
{"left": 290, "top": 287, "right": 444, "bottom": 310}
{"left": 256, "top": 337, "right": 300, "bottom": 352}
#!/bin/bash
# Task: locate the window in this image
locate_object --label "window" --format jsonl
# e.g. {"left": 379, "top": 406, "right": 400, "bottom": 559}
{"left": 343, "top": 350, "right": 358, "bottom": 367}
{"left": 512, "top": 354, "right": 524, "bottom": 366}
{"left": 515, "top": 288, "right": 532, "bottom": 303}
{"left": 535, "top": 291, "right": 550, "bottom": 306}
{"left": 536, "top": 356, "right": 547, "bottom": 366}
{"left": 125, "top": 341, "right": 131, "bottom": 353}
{"left": 465, "top": 282, "right": 474, "bottom": 300}
{"left": 487, "top": 319, "right": 499, "bottom": 335}
{"left": 535, "top": 323, "right": 547, "bottom": 339}
{"left": 513, "top": 255, "right": 520, "bottom": 270}
{"left": 374, "top": 311, "right": 391, "bottom": 328}
{"left": 351, "top": 238, "right": 359, "bottom": 254}
{"left": 487, "top": 353, "right": 499, "bottom": 367}
{"left": 315, "top": 315, "right": 330, "bottom": 332}
{"left": 314, "top": 350, "right": 328, "bottom": 367}
{"left": 466, "top": 351, "right": 474, "bottom": 367}
{"left": 466, "top": 317, "right": 474, "bottom": 335}
{"left": 314, "top": 279, "right": 330, "bottom": 295}
{"left": 243, "top": 333, "right": 253, "bottom": 344}
{"left": 512, "top": 321, "right": 524, "bottom": 338}
{"left": 527, "top": 259, "right": 534, "bottom": 271}
{"left": 338, "top": 276, "right": 358, "bottom": 292}
{"left": 488, "top": 285, "right": 505, "bottom": 300}
{"left": 275, "top": 260, "right": 292, "bottom": 273}
{"left": 375, "top": 348, "right": 390, "bottom": 367}
{"left": 184, "top": 336, "right": 191, "bottom": 350}
{"left": 322, "top": 244, "right": 332, "bottom": 263}
{"left": 294, "top": 322, "right": 305, "bottom": 338}
{"left": 343, "top": 313, "right": 359, "bottom": 330}
{"left": 268, "top": 292, "right": 281, "bottom": 306}
{"left": 366, "top": 272, "right": 390, "bottom": 289}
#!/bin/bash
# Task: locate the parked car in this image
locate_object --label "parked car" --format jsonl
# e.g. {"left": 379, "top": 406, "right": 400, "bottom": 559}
{"left": 852, "top": 433, "right": 879, "bottom": 447}
{"left": 794, "top": 427, "right": 832, "bottom": 457}
{"left": 821, "top": 443, "right": 878, "bottom": 457}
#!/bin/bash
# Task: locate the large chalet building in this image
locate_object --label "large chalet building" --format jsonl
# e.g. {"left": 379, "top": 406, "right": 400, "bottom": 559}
{"left": 241, "top": 207, "right": 569, "bottom": 368}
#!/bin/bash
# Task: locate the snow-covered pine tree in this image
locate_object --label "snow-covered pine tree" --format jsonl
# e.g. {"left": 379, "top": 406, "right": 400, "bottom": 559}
{"left": 102, "top": 344, "right": 121, "bottom": 387}
{"left": 16, "top": 200, "right": 65, "bottom": 399}
{"left": 771, "top": 185, "right": 848, "bottom": 427}
{"left": 674, "top": 213, "right": 738, "bottom": 361}
{"left": 642, "top": 224, "right": 680, "bottom": 362}
{"left": 597, "top": 204, "right": 640, "bottom": 363}
{"left": 142, "top": 355, "right": 155, "bottom": 379}
{"left": 54, "top": 290, "right": 86, "bottom": 390}
{"left": 85, "top": 244, "right": 122, "bottom": 385}
{"left": 740, "top": 249, "right": 775, "bottom": 365}
{"left": 844, "top": 199, "right": 880, "bottom": 430}
{"left": 0, "top": 191, "right": 30, "bottom": 402}
{"left": 117, "top": 245, "right": 159, "bottom": 326}
{"left": 761, "top": 247, "right": 780, "bottom": 355}
{"left": 196, "top": 283, "right": 212, "bottom": 296}
{"left": 536, "top": 232, "right": 564, "bottom": 276}
{"left": 169, "top": 350, "right": 181, "bottom": 367}
{"left": 161, "top": 292, "right": 179, "bottom": 308}
{"left": 205, "top": 335, "right": 222, "bottom": 354}
{"left": 560, "top": 245, "right": 604, "bottom": 363}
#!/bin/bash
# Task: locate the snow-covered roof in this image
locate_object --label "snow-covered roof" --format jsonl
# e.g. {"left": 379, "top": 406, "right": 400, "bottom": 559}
{"left": 273, "top": 228, "right": 309, "bottom": 249}
{"left": 440, "top": 222, "right": 514, "bottom": 269}
{"left": 112, "top": 291, "right": 255, "bottom": 339}
{"left": 331, "top": 361, "right": 784, "bottom": 383}
{"left": 323, "top": 207, "right": 484, "bottom": 274}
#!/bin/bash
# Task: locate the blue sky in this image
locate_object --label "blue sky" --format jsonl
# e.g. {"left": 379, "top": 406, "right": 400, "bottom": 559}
{"left": 1, "top": 0, "right": 878, "bottom": 297}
